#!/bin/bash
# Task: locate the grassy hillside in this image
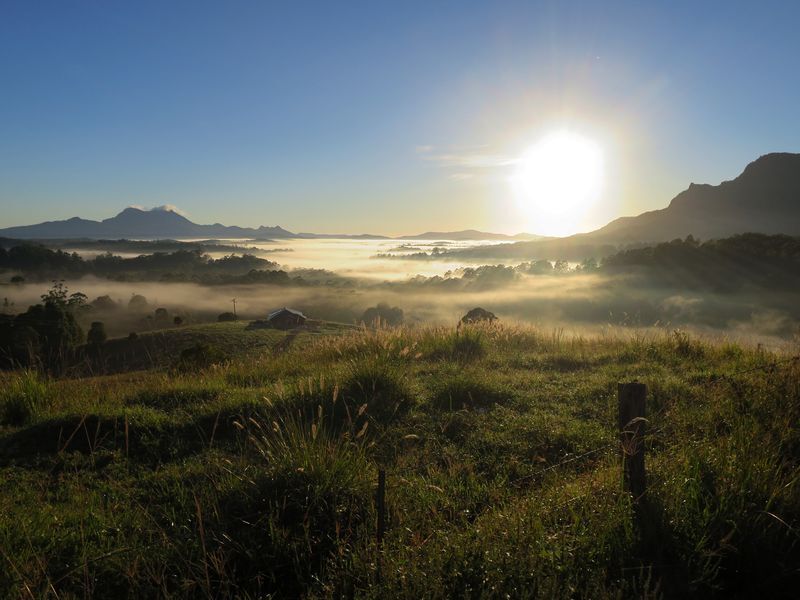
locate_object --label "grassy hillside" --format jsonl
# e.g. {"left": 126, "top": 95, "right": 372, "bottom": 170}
{"left": 0, "top": 323, "right": 798, "bottom": 598}
{"left": 74, "top": 319, "right": 357, "bottom": 374}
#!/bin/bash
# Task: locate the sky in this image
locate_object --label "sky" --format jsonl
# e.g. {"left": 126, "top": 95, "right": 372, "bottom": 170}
{"left": 1, "top": 0, "right": 799, "bottom": 236}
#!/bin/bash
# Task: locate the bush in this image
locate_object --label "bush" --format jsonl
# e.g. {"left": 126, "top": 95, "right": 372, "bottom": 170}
{"left": 218, "top": 312, "right": 237, "bottom": 322}
{"left": 0, "top": 370, "right": 51, "bottom": 426}
{"left": 173, "top": 316, "right": 184, "bottom": 326}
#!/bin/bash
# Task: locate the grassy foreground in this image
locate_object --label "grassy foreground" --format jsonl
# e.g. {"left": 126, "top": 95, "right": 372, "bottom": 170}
{"left": 0, "top": 323, "right": 799, "bottom": 598}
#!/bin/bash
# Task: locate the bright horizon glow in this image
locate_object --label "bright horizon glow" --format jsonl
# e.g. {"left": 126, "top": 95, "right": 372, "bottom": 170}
{"left": 510, "top": 131, "right": 604, "bottom": 237}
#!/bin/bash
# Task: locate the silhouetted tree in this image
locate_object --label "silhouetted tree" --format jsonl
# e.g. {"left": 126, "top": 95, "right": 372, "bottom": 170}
{"left": 361, "top": 303, "right": 404, "bottom": 327}
{"left": 460, "top": 307, "right": 497, "bottom": 324}
{"left": 91, "top": 295, "right": 118, "bottom": 311}
{"left": 128, "top": 294, "right": 148, "bottom": 311}
{"left": 87, "top": 321, "right": 107, "bottom": 346}
{"left": 7, "top": 282, "right": 84, "bottom": 372}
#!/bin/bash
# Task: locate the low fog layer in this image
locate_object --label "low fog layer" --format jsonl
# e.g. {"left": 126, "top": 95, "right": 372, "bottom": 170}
{"left": 1, "top": 271, "right": 796, "bottom": 348}
{"left": 2, "top": 236, "right": 798, "bottom": 348}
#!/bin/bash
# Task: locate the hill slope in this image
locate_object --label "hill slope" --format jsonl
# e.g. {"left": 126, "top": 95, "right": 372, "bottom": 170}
{"left": 0, "top": 324, "right": 798, "bottom": 597}
{"left": 591, "top": 152, "right": 800, "bottom": 242}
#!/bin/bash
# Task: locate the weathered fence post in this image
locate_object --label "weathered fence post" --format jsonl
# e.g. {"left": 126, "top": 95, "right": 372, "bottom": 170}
{"left": 618, "top": 382, "right": 647, "bottom": 500}
{"left": 376, "top": 469, "right": 386, "bottom": 545}
{"left": 376, "top": 469, "right": 386, "bottom": 583}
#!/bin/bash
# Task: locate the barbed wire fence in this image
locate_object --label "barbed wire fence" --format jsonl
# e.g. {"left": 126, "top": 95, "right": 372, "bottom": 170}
{"left": 369, "top": 352, "right": 800, "bottom": 580}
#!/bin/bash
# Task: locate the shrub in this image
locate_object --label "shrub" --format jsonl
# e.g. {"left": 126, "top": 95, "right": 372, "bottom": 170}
{"left": 0, "top": 370, "right": 51, "bottom": 426}
{"left": 217, "top": 312, "right": 237, "bottom": 322}
{"left": 173, "top": 316, "right": 184, "bottom": 326}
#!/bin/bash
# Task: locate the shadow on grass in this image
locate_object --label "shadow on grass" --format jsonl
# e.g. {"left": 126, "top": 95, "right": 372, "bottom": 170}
{"left": 0, "top": 403, "right": 270, "bottom": 467}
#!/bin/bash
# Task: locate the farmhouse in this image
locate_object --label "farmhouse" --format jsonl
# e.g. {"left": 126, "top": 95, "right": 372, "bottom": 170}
{"left": 267, "top": 307, "right": 307, "bottom": 329}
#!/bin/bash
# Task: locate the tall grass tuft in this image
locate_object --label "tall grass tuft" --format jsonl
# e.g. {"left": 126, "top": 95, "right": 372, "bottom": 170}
{"left": 429, "top": 371, "right": 507, "bottom": 411}
{"left": 423, "top": 326, "right": 487, "bottom": 362}
{"left": 0, "top": 370, "right": 51, "bottom": 426}
{"left": 222, "top": 407, "right": 374, "bottom": 595}
{"left": 339, "top": 356, "right": 414, "bottom": 425}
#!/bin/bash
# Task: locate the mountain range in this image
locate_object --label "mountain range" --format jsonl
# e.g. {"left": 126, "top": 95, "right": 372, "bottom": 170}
{"left": 1, "top": 153, "right": 798, "bottom": 244}
{"left": 0, "top": 207, "right": 543, "bottom": 241}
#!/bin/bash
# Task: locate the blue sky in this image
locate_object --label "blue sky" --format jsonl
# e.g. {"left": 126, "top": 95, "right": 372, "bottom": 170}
{"left": 1, "top": 1, "right": 798, "bottom": 235}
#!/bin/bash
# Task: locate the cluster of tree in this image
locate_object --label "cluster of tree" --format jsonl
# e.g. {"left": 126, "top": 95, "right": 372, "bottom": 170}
{"left": 0, "top": 283, "right": 84, "bottom": 371}
{"left": 0, "top": 245, "right": 86, "bottom": 276}
{"left": 0, "top": 244, "right": 308, "bottom": 284}
{"left": 38, "top": 238, "right": 265, "bottom": 255}
{"left": 602, "top": 233, "right": 800, "bottom": 291}
{"left": 395, "top": 265, "right": 521, "bottom": 291}
{"left": 376, "top": 241, "right": 623, "bottom": 262}
{"left": 361, "top": 303, "right": 404, "bottom": 326}
{"left": 0, "top": 243, "right": 352, "bottom": 288}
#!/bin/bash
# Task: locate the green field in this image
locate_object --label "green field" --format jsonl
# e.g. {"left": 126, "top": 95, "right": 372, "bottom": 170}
{"left": 1, "top": 323, "right": 798, "bottom": 598}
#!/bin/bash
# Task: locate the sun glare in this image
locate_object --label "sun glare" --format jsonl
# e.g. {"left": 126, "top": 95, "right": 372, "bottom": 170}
{"left": 510, "top": 131, "right": 604, "bottom": 237}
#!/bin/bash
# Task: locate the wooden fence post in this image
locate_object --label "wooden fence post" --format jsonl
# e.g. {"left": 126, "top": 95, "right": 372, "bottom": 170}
{"left": 376, "top": 469, "right": 386, "bottom": 583}
{"left": 618, "top": 382, "right": 647, "bottom": 500}
{"left": 376, "top": 469, "right": 386, "bottom": 546}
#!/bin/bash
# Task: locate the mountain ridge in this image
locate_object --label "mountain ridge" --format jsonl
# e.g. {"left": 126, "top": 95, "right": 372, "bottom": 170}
{"left": 1, "top": 153, "right": 798, "bottom": 244}
{"left": 0, "top": 208, "right": 539, "bottom": 241}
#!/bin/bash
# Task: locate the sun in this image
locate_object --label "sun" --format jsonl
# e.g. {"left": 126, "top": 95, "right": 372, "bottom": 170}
{"left": 510, "top": 131, "right": 604, "bottom": 237}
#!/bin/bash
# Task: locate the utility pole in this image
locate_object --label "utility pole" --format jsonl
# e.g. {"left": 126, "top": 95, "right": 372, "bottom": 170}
{"left": 231, "top": 298, "right": 237, "bottom": 319}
